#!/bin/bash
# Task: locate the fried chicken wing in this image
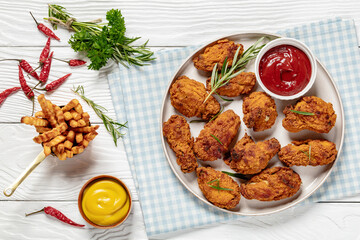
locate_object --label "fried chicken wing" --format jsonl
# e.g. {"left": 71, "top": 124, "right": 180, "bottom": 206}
{"left": 240, "top": 167, "right": 301, "bottom": 201}
{"left": 194, "top": 110, "right": 240, "bottom": 161}
{"left": 197, "top": 167, "right": 241, "bottom": 209}
{"left": 224, "top": 133, "right": 281, "bottom": 174}
{"left": 163, "top": 115, "right": 198, "bottom": 173}
{"left": 170, "top": 76, "right": 220, "bottom": 120}
{"left": 278, "top": 139, "right": 337, "bottom": 166}
{"left": 193, "top": 39, "right": 244, "bottom": 72}
{"left": 282, "top": 96, "right": 336, "bottom": 133}
{"left": 206, "top": 72, "right": 256, "bottom": 97}
{"left": 243, "top": 92, "right": 277, "bottom": 132}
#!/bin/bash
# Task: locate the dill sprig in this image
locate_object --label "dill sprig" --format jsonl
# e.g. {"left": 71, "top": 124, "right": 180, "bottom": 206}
{"left": 301, "top": 145, "right": 312, "bottom": 162}
{"left": 290, "top": 110, "right": 315, "bottom": 116}
{"left": 210, "top": 134, "right": 223, "bottom": 145}
{"left": 72, "top": 85, "right": 127, "bottom": 146}
{"left": 204, "top": 37, "right": 267, "bottom": 103}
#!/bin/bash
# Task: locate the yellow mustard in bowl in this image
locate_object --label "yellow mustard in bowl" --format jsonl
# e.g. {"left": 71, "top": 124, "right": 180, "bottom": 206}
{"left": 79, "top": 176, "right": 131, "bottom": 228}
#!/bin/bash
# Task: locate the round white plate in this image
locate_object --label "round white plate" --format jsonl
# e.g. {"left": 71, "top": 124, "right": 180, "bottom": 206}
{"left": 160, "top": 32, "right": 344, "bottom": 215}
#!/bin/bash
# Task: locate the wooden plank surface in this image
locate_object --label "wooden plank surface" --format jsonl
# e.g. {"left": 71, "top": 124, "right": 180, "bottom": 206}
{"left": 1, "top": 0, "right": 360, "bottom": 239}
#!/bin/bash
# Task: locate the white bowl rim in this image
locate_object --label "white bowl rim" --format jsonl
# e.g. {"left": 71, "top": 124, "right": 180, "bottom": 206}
{"left": 254, "top": 37, "right": 318, "bottom": 100}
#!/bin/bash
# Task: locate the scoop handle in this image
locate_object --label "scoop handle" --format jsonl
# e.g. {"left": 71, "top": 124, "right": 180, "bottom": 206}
{"left": 3, "top": 151, "right": 47, "bottom": 197}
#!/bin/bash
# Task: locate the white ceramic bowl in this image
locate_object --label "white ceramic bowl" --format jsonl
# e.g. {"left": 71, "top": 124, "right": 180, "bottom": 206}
{"left": 254, "top": 37, "right": 317, "bottom": 100}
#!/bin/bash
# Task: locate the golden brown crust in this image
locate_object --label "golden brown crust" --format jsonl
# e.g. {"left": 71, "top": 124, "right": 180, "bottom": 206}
{"left": 163, "top": 115, "right": 198, "bottom": 173}
{"left": 278, "top": 139, "right": 337, "bottom": 166}
{"left": 224, "top": 134, "right": 281, "bottom": 174}
{"left": 194, "top": 110, "right": 240, "bottom": 161}
{"left": 282, "top": 96, "right": 337, "bottom": 133}
{"left": 243, "top": 92, "right": 277, "bottom": 132}
{"left": 170, "top": 76, "right": 220, "bottom": 120}
{"left": 192, "top": 39, "right": 244, "bottom": 72}
{"left": 197, "top": 167, "right": 240, "bottom": 209}
{"left": 240, "top": 167, "right": 301, "bottom": 201}
{"left": 206, "top": 72, "right": 256, "bottom": 97}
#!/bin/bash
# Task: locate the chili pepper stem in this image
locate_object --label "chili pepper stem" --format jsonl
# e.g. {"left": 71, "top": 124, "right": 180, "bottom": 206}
{"left": 29, "top": 12, "right": 39, "bottom": 25}
{"left": 25, "top": 208, "right": 44, "bottom": 217}
{"left": 0, "top": 59, "right": 21, "bottom": 62}
{"left": 52, "top": 57, "right": 68, "bottom": 63}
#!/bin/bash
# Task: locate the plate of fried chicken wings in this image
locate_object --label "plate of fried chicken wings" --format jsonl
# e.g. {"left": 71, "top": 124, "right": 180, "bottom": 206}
{"left": 160, "top": 32, "right": 344, "bottom": 215}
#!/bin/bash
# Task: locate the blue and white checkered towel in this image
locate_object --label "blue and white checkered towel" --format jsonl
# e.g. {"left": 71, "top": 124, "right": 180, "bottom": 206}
{"left": 107, "top": 18, "right": 360, "bottom": 237}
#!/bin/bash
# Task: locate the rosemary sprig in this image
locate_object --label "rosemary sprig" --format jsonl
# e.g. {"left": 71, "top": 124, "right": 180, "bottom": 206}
{"left": 189, "top": 106, "right": 224, "bottom": 123}
{"left": 222, "top": 171, "right": 252, "bottom": 180}
{"left": 204, "top": 37, "right": 267, "bottom": 103}
{"left": 290, "top": 110, "right": 315, "bottom": 116}
{"left": 301, "top": 145, "right": 312, "bottom": 162}
{"left": 72, "top": 85, "right": 127, "bottom": 146}
{"left": 210, "top": 134, "right": 223, "bottom": 145}
{"left": 207, "top": 179, "right": 233, "bottom": 191}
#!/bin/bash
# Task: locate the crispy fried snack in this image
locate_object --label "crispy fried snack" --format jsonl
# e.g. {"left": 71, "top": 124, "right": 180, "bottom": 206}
{"left": 282, "top": 96, "right": 337, "bottom": 133}
{"left": 224, "top": 133, "right": 281, "bottom": 174}
{"left": 163, "top": 115, "right": 198, "bottom": 173}
{"left": 21, "top": 116, "right": 49, "bottom": 127}
{"left": 170, "top": 76, "right": 220, "bottom": 120}
{"left": 278, "top": 139, "right": 337, "bottom": 166}
{"left": 21, "top": 95, "right": 98, "bottom": 160}
{"left": 240, "top": 167, "right": 301, "bottom": 201}
{"left": 194, "top": 110, "right": 240, "bottom": 161}
{"left": 197, "top": 167, "right": 240, "bottom": 209}
{"left": 206, "top": 72, "right": 256, "bottom": 97}
{"left": 243, "top": 91, "right": 277, "bottom": 132}
{"left": 193, "top": 39, "right": 244, "bottom": 72}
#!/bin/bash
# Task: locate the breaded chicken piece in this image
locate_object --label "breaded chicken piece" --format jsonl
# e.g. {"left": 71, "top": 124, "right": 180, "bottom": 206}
{"left": 197, "top": 167, "right": 241, "bottom": 209}
{"left": 194, "top": 110, "right": 240, "bottom": 161}
{"left": 282, "top": 96, "right": 336, "bottom": 133}
{"left": 206, "top": 72, "right": 256, "bottom": 97}
{"left": 224, "top": 133, "right": 281, "bottom": 174}
{"left": 170, "top": 76, "right": 220, "bottom": 120}
{"left": 193, "top": 39, "right": 244, "bottom": 72}
{"left": 243, "top": 92, "right": 277, "bottom": 132}
{"left": 240, "top": 167, "right": 301, "bottom": 201}
{"left": 163, "top": 115, "right": 198, "bottom": 173}
{"left": 278, "top": 139, "right": 337, "bottom": 166}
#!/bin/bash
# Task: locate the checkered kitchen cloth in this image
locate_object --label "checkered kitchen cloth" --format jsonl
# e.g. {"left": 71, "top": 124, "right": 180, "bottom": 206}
{"left": 107, "top": 18, "right": 360, "bottom": 236}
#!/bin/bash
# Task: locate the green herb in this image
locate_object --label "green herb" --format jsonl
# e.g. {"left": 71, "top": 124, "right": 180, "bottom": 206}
{"left": 210, "top": 134, "right": 223, "bottom": 145}
{"left": 222, "top": 171, "right": 252, "bottom": 180}
{"left": 300, "top": 145, "right": 312, "bottom": 162}
{"left": 290, "top": 110, "right": 315, "bottom": 116}
{"left": 72, "top": 85, "right": 127, "bottom": 146}
{"left": 207, "top": 179, "right": 233, "bottom": 191}
{"left": 46, "top": 4, "right": 155, "bottom": 70}
{"left": 209, "top": 106, "right": 224, "bottom": 122}
{"left": 204, "top": 37, "right": 267, "bottom": 103}
{"left": 189, "top": 119, "right": 207, "bottom": 123}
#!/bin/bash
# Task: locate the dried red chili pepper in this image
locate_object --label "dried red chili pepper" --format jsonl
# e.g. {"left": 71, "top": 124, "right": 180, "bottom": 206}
{"left": 0, "top": 59, "right": 39, "bottom": 80}
{"left": 0, "top": 87, "right": 21, "bottom": 105}
{"left": 40, "top": 37, "right": 51, "bottom": 64}
{"left": 39, "top": 52, "right": 54, "bottom": 83}
{"left": 26, "top": 206, "right": 85, "bottom": 227}
{"left": 18, "top": 65, "right": 34, "bottom": 99}
{"left": 53, "top": 57, "right": 86, "bottom": 67}
{"left": 44, "top": 73, "right": 72, "bottom": 92}
{"left": 30, "top": 12, "right": 60, "bottom": 41}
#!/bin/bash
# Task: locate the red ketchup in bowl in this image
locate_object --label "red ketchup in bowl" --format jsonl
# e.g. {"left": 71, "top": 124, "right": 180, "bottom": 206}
{"left": 259, "top": 45, "right": 312, "bottom": 96}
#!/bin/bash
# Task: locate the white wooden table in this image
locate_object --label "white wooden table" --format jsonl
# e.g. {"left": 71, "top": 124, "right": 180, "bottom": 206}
{"left": 1, "top": 0, "right": 360, "bottom": 239}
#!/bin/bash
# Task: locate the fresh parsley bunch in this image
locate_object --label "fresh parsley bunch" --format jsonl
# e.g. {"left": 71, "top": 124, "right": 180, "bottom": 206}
{"left": 47, "top": 5, "right": 155, "bottom": 70}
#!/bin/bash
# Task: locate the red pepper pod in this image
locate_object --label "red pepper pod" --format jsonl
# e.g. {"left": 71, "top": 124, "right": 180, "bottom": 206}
{"left": 69, "top": 59, "right": 86, "bottom": 66}
{"left": 0, "top": 87, "right": 21, "bottom": 105}
{"left": 18, "top": 65, "right": 34, "bottom": 99}
{"left": 30, "top": 12, "right": 60, "bottom": 41}
{"left": 44, "top": 206, "right": 85, "bottom": 227}
{"left": 39, "top": 51, "right": 54, "bottom": 83}
{"left": 19, "top": 59, "right": 39, "bottom": 80}
{"left": 45, "top": 73, "right": 72, "bottom": 92}
{"left": 40, "top": 38, "right": 51, "bottom": 64}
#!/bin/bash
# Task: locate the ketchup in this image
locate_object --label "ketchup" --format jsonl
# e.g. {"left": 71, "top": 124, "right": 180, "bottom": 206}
{"left": 259, "top": 45, "right": 311, "bottom": 96}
